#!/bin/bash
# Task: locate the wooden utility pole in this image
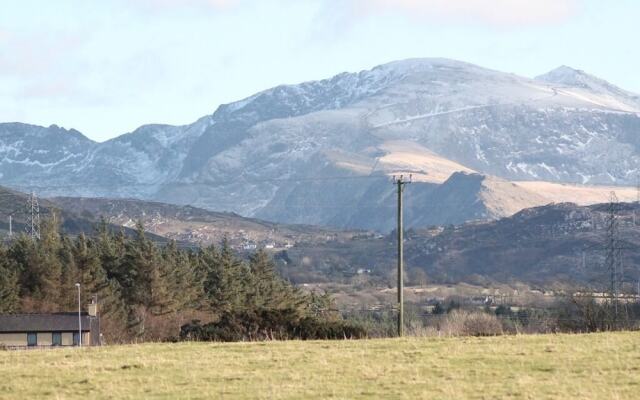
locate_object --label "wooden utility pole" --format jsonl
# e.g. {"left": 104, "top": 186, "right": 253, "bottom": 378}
{"left": 393, "top": 174, "right": 411, "bottom": 337}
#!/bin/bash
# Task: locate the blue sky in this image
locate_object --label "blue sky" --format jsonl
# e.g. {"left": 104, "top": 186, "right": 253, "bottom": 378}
{"left": 0, "top": 0, "right": 638, "bottom": 141}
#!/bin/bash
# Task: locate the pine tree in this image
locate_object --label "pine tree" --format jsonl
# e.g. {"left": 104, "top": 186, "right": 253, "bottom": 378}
{"left": 0, "top": 244, "right": 20, "bottom": 314}
{"left": 71, "top": 233, "right": 129, "bottom": 339}
{"left": 201, "top": 239, "right": 249, "bottom": 314}
{"left": 9, "top": 235, "right": 37, "bottom": 296}
{"left": 95, "top": 219, "right": 126, "bottom": 283}
{"left": 77, "top": 235, "right": 126, "bottom": 313}
{"left": 122, "top": 223, "right": 174, "bottom": 316}
{"left": 148, "top": 257, "right": 174, "bottom": 316}
{"left": 57, "top": 234, "right": 80, "bottom": 311}
{"left": 162, "top": 241, "right": 204, "bottom": 311}
{"left": 36, "top": 217, "right": 64, "bottom": 305}
{"left": 9, "top": 217, "right": 63, "bottom": 309}
{"left": 248, "top": 249, "right": 305, "bottom": 312}
{"left": 98, "top": 233, "right": 126, "bottom": 291}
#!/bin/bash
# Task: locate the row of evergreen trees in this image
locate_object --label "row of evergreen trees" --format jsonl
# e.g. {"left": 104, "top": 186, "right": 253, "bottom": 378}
{"left": 0, "top": 218, "right": 350, "bottom": 342}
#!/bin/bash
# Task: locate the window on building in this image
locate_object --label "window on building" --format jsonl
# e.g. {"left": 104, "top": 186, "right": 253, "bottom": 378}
{"left": 73, "top": 332, "right": 80, "bottom": 346}
{"left": 27, "top": 332, "right": 37, "bottom": 347}
{"left": 52, "top": 332, "right": 62, "bottom": 346}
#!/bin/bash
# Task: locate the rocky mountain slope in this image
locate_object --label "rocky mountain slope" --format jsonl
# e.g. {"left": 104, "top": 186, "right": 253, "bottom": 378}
{"left": 2, "top": 58, "right": 640, "bottom": 230}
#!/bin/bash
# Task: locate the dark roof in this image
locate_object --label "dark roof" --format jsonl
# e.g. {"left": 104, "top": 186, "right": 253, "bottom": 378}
{"left": 0, "top": 313, "right": 92, "bottom": 332}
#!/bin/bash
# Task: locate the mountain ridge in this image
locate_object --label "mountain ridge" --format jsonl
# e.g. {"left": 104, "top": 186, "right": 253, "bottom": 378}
{"left": 4, "top": 58, "right": 638, "bottom": 144}
{"left": 2, "top": 58, "right": 640, "bottom": 231}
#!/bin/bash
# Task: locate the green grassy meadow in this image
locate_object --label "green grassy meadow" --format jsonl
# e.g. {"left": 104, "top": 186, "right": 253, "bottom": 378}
{"left": 1, "top": 332, "right": 639, "bottom": 399}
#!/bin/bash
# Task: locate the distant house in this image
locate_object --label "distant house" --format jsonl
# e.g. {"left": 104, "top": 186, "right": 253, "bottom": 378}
{"left": 0, "top": 305, "right": 100, "bottom": 348}
{"left": 243, "top": 242, "right": 257, "bottom": 250}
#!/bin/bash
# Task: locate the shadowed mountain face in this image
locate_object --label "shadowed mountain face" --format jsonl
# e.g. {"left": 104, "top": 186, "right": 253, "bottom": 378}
{"left": 2, "top": 58, "right": 640, "bottom": 230}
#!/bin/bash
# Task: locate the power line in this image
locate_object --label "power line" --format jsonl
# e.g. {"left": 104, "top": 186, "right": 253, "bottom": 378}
{"left": 261, "top": 204, "right": 396, "bottom": 209}
{"left": 252, "top": 174, "right": 390, "bottom": 183}
{"left": 14, "top": 173, "right": 393, "bottom": 191}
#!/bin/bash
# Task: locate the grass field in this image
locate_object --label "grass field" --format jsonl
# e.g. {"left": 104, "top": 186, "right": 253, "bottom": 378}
{"left": 1, "top": 332, "right": 639, "bottom": 399}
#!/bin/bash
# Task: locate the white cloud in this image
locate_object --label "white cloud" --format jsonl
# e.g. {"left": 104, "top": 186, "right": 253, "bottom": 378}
{"left": 348, "top": 0, "right": 578, "bottom": 26}
{"left": 0, "top": 31, "right": 85, "bottom": 77}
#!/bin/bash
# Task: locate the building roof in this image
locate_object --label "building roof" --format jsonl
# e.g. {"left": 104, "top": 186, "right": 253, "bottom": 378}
{"left": 0, "top": 313, "right": 92, "bottom": 333}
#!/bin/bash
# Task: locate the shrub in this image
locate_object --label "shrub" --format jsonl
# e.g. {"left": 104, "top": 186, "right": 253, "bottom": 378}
{"left": 431, "top": 302, "right": 445, "bottom": 315}
{"left": 293, "top": 317, "right": 367, "bottom": 340}
{"left": 406, "top": 320, "right": 439, "bottom": 337}
{"left": 440, "top": 310, "right": 503, "bottom": 337}
{"left": 180, "top": 309, "right": 367, "bottom": 342}
{"left": 494, "top": 305, "right": 513, "bottom": 317}
{"left": 341, "top": 311, "right": 396, "bottom": 338}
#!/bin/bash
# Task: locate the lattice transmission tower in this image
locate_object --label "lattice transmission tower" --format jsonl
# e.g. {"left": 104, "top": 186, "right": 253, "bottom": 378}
{"left": 26, "top": 191, "right": 40, "bottom": 240}
{"left": 603, "top": 191, "right": 625, "bottom": 324}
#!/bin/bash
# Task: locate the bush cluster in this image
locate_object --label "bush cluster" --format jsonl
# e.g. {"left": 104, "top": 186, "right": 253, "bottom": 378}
{"left": 180, "top": 309, "right": 367, "bottom": 342}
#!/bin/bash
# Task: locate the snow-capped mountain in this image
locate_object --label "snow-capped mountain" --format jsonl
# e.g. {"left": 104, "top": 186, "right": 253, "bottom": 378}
{"left": 2, "top": 58, "right": 640, "bottom": 230}
{"left": 0, "top": 123, "right": 96, "bottom": 186}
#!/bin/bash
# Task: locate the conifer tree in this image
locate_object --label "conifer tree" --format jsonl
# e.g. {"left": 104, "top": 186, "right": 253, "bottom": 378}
{"left": 162, "top": 241, "right": 204, "bottom": 311}
{"left": 95, "top": 219, "right": 126, "bottom": 282}
{"left": 57, "top": 234, "right": 80, "bottom": 310}
{"left": 10, "top": 218, "right": 63, "bottom": 308}
{"left": 201, "top": 239, "right": 249, "bottom": 314}
{"left": 9, "top": 235, "right": 37, "bottom": 296}
{"left": 248, "top": 249, "right": 305, "bottom": 312}
{"left": 122, "top": 223, "right": 174, "bottom": 316}
{"left": 0, "top": 245, "right": 20, "bottom": 314}
{"left": 77, "top": 234, "right": 127, "bottom": 316}
{"left": 37, "top": 217, "right": 64, "bottom": 304}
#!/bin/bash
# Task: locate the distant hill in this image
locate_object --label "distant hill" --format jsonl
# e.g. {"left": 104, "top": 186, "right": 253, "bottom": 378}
{"left": 7, "top": 185, "right": 639, "bottom": 288}
{"left": 0, "top": 186, "right": 166, "bottom": 241}
{"left": 279, "top": 202, "right": 640, "bottom": 287}
{"left": 2, "top": 185, "right": 369, "bottom": 250}
{"left": 50, "top": 196, "right": 365, "bottom": 249}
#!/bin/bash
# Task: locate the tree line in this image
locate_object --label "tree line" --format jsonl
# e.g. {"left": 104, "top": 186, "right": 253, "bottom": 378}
{"left": 0, "top": 218, "right": 364, "bottom": 342}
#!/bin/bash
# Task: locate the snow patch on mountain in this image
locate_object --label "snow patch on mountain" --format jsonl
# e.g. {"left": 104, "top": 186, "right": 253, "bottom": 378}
{"left": 536, "top": 65, "right": 640, "bottom": 112}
